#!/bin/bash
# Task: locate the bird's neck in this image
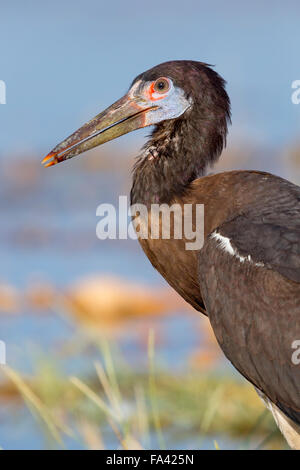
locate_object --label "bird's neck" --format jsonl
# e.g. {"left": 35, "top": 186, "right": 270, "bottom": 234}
{"left": 130, "top": 114, "right": 227, "bottom": 206}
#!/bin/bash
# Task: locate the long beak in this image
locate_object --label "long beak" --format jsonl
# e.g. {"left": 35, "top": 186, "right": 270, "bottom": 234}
{"left": 42, "top": 95, "right": 157, "bottom": 167}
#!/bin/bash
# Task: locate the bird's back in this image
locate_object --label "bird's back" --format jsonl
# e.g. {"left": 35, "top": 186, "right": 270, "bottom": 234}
{"left": 195, "top": 170, "right": 300, "bottom": 426}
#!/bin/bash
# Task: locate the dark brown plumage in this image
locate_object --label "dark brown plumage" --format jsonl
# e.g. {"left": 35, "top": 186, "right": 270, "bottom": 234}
{"left": 43, "top": 60, "right": 300, "bottom": 448}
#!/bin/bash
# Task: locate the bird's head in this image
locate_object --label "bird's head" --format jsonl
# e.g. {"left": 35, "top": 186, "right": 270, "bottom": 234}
{"left": 42, "top": 61, "right": 230, "bottom": 167}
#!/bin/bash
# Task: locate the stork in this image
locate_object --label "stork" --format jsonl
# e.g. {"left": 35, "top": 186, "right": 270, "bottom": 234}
{"left": 42, "top": 61, "right": 300, "bottom": 449}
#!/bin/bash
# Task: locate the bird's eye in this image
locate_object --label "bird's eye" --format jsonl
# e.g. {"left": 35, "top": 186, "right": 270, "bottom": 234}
{"left": 153, "top": 78, "right": 170, "bottom": 94}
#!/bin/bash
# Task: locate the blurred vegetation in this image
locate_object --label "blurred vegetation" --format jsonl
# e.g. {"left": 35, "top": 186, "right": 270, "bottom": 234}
{"left": 0, "top": 141, "right": 297, "bottom": 450}
{"left": 0, "top": 334, "right": 285, "bottom": 450}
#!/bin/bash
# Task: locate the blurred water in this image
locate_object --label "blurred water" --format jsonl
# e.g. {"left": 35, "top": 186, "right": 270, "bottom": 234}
{"left": 0, "top": 162, "right": 227, "bottom": 449}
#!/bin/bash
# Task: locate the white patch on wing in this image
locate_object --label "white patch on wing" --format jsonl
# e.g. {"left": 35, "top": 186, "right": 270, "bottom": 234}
{"left": 211, "top": 231, "right": 264, "bottom": 267}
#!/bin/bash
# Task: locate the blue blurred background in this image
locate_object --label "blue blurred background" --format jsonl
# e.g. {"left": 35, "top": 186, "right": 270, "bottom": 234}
{"left": 0, "top": 0, "right": 299, "bottom": 450}
{"left": 1, "top": 0, "right": 300, "bottom": 153}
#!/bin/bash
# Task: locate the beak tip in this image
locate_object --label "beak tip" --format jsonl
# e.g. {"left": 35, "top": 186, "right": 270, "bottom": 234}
{"left": 41, "top": 152, "right": 58, "bottom": 167}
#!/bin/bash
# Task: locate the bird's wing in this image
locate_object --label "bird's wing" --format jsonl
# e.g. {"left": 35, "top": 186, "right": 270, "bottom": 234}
{"left": 198, "top": 208, "right": 300, "bottom": 425}
{"left": 215, "top": 213, "right": 300, "bottom": 283}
